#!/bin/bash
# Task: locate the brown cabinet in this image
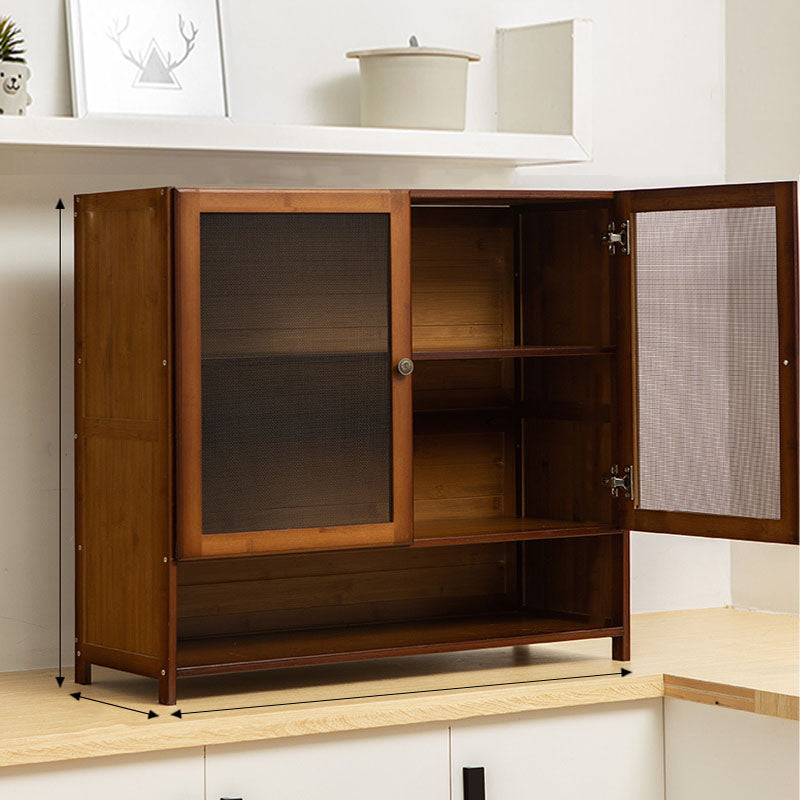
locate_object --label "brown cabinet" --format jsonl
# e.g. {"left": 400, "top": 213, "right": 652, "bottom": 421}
{"left": 74, "top": 184, "right": 798, "bottom": 704}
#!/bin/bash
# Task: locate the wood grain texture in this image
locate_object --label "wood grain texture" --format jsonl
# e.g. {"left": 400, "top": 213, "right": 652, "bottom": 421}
{"left": 411, "top": 206, "right": 514, "bottom": 353}
{"left": 74, "top": 188, "right": 174, "bottom": 687}
{"left": 176, "top": 542, "right": 516, "bottom": 639}
{"left": 408, "top": 201, "right": 518, "bottom": 530}
{"left": 411, "top": 358, "right": 513, "bottom": 522}
{"left": 520, "top": 205, "right": 613, "bottom": 347}
{"left": 525, "top": 535, "right": 619, "bottom": 628}
{"left": 170, "top": 532, "right": 621, "bottom": 677}
{"left": 0, "top": 609, "right": 794, "bottom": 768}
{"left": 664, "top": 675, "right": 799, "bottom": 720}
{"left": 523, "top": 357, "right": 615, "bottom": 526}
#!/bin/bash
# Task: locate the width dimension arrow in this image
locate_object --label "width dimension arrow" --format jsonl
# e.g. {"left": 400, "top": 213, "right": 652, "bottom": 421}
{"left": 55, "top": 198, "right": 65, "bottom": 689}
{"left": 171, "top": 668, "right": 632, "bottom": 718}
{"left": 71, "top": 691, "right": 158, "bottom": 719}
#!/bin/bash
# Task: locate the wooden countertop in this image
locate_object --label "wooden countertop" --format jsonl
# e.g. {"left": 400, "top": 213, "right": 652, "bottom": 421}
{"left": 1, "top": 608, "right": 797, "bottom": 768}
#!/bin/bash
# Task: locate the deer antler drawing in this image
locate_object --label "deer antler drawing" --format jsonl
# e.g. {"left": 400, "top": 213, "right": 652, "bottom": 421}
{"left": 164, "top": 14, "right": 198, "bottom": 71}
{"left": 106, "top": 13, "right": 199, "bottom": 75}
{"left": 106, "top": 16, "right": 145, "bottom": 71}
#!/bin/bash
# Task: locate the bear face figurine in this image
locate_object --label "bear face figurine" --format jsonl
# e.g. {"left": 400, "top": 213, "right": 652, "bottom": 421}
{"left": 0, "top": 63, "right": 32, "bottom": 116}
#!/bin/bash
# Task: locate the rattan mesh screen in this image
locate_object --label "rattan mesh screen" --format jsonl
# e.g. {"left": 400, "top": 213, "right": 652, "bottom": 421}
{"left": 634, "top": 206, "right": 780, "bottom": 519}
{"left": 200, "top": 212, "right": 392, "bottom": 535}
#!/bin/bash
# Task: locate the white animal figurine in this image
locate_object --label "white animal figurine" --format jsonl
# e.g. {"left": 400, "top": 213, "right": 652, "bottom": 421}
{"left": 0, "top": 63, "right": 32, "bottom": 115}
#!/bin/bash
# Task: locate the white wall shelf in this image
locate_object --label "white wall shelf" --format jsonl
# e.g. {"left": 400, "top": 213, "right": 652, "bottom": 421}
{"left": 0, "top": 19, "right": 592, "bottom": 168}
{"left": 0, "top": 116, "right": 589, "bottom": 167}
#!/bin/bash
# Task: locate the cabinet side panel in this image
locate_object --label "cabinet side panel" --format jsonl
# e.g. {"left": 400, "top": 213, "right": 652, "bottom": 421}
{"left": 75, "top": 188, "right": 173, "bottom": 675}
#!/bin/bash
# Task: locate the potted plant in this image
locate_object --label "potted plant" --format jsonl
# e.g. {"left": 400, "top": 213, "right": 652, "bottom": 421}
{"left": 0, "top": 16, "right": 31, "bottom": 115}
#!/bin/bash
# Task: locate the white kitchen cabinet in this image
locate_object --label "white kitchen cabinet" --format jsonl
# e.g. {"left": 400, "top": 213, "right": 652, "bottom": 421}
{"left": 664, "top": 698, "right": 799, "bottom": 800}
{"left": 205, "top": 724, "right": 450, "bottom": 800}
{"left": 0, "top": 747, "right": 204, "bottom": 800}
{"left": 450, "top": 699, "right": 664, "bottom": 800}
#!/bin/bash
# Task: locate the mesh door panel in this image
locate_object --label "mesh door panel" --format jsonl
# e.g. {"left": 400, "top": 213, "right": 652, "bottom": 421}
{"left": 200, "top": 212, "right": 392, "bottom": 534}
{"left": 635, "top": 206, "right": 780, "bottom": 519}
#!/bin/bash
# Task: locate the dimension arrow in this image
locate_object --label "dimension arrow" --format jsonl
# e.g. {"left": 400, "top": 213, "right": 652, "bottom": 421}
{"left": 71, "top": 691, "right": 158, "bottom": 718}
{"left": 171, "top": 668, "right": 632, "bottom": 718}
{"left": 55, "top": 198, "right": 65, "bottom": 689}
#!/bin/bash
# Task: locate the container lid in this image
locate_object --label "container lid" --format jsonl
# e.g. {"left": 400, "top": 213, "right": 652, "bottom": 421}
{"left": 346, "top": 45, "right": 480, "bottom": 61}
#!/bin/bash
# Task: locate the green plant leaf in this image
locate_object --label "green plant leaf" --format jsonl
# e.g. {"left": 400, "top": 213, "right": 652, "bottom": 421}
{"left": 0, "top": 16, "right": 26, "bottom": 63}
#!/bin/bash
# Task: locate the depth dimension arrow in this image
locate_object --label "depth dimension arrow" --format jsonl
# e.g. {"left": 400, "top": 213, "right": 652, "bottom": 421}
{"left": 171, "top": 668, "right": 632, "bottom": 718}
{"left": 55, "top": 198, "right": 65, "bottom": 689}
{"left": 71, "top": 691, "right": 158, "bottom": 718}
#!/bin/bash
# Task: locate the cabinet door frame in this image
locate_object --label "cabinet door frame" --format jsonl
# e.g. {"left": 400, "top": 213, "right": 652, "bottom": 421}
{"left": 175, "top": 189, "right": 413, "bottom": 559}
{"left": 614, "top": 182, "right": 798, "bottom": 544}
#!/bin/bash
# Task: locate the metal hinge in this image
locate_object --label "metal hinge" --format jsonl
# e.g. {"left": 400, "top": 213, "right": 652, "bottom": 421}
{"left": 602, "top": 464, "right": 633, "bottom": 499}
{"left": 602, "top": 220, "right": 630, "bottom": 255}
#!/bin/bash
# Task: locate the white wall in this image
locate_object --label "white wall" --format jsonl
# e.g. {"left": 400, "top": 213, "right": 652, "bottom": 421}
{"left": 0, "top": 0, "right": 730, "bottom": 671}
{"left": 731, "top": 542, "right": 799, "bottom": 614}
{"left": 726, "top": 0, "right": 800, "bottom": 181}
{"left": 632, "top": 533, "right": 731, "bottom": 613}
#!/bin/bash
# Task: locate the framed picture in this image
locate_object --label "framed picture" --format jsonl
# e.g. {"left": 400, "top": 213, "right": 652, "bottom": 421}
{"left": 66, "top": 0, "right": 228, "bottom": 117}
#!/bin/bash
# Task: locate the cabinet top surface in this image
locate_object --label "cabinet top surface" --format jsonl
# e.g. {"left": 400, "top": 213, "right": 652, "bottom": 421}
{"left": 1, "top": 608, "right": 796, "bottom": 769}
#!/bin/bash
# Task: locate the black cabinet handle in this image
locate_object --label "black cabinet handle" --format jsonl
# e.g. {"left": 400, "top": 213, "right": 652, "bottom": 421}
{"left": 463, "top": 766, "right": 485, "bottom": 800}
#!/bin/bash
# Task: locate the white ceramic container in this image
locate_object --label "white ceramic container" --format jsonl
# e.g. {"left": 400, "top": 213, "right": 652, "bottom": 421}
{"left": 346, "top": 44, "right": 479, "bottom": 130}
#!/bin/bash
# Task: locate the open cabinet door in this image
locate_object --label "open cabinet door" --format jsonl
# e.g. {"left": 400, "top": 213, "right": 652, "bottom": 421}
{"left": 615, "top": 182, "right": 798, "bottom": 543}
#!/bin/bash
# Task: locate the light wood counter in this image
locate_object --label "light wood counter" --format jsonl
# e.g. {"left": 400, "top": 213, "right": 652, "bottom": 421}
{"left": 1, "top": 608, "right": 797, "bottom": 768}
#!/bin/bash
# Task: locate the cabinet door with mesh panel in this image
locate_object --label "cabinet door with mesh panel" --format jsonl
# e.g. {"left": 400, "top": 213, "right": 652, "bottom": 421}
{"left": 615, "top": 183, "right": 798, "bottom": 543}
{"left": 175, "top": 190, "right": 412, "bottom": 558}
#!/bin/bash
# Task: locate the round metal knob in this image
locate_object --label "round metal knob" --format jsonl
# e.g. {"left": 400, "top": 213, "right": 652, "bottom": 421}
{"left": 397, "top": 358, "right": 414, "bottom": 376}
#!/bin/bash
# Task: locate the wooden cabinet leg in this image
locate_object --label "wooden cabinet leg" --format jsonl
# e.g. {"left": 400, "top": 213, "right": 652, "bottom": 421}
{"left": 75, "top": 657, "right": 92, "bottom": 685}
{"left": 612, "top": 632, "right": 631, "bottom": 662}
{"left": 158, "top": 671, "right": 177, "bottom": 705}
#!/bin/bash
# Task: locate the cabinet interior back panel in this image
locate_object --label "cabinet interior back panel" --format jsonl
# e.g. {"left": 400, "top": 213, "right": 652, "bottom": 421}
{"left": 523, "top": 357, "right": 614, "bottom": 525}
{"left": 520, "top": 205, "right": 613, "bottom": 347}
{"left": 634, "top": 206, "right": 781, "bottom": 519}
{"left": 410, "top": 207, "right": 515, "bottom": 351}
{"left": 411, "top": 207, "right": 516, "bottom": 522}
{"left": 199, "top": 212, "right": 393, "bottom": 534}
{"left": 177, "top": 543, "right": 518, "bottom": 638}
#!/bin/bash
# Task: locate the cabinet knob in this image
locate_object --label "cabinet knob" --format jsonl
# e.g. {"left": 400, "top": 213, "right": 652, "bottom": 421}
{"left": 397, "top": 357, "right": 415, "bottom": 376}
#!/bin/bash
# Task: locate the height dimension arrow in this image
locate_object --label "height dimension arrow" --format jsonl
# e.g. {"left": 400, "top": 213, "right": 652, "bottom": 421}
{"left": 171, "top": 668, "right": 632, "bottom": 718}
{"left": 55, "top": 198, "right": 65, "bottom": 689}
{"left": 71, "top": 692, "right": 158, "bottom": 719}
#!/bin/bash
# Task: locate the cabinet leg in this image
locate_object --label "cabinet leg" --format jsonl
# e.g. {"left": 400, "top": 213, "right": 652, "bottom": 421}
{"left": 75, "top": 657, "right": 92, "bottom": 685}
{"left": 612, "top": 632, "right": 630, "bottom": 662}
{"left": 158, "top": 671, "right": 177, "bottom": 705}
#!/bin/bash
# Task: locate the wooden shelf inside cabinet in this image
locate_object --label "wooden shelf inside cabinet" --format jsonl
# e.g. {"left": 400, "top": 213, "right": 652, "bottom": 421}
{"left": 412, "top": 345, "right": 617, "bottom": 361}
{"left": 176, "top": 613, "right": 624, "bottom": 675}
{"left": 413, "top": 517, "right": 620, "bottom": 547}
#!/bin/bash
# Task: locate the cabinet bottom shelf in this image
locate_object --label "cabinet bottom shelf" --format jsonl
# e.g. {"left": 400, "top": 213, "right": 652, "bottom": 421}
{"left": 176, "top": 613, "right": 623, "bottom": 676}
